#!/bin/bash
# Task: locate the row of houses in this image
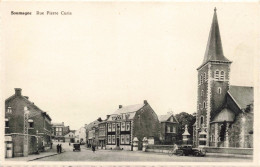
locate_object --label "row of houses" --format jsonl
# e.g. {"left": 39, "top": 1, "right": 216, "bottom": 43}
{"left": 85, "top": 100, "right": 179, "bottom": 151}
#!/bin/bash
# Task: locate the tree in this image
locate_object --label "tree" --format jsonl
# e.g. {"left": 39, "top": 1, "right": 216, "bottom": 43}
{"left": 175, "top": 112, "right": 196, "bottom": 143}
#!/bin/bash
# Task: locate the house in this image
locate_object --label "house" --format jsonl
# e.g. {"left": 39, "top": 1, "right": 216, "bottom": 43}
{"left": 52, "top": 122, "right": 70, "bottom": 142}
{"left": 64, "top": 131, "right": 75, "bottom": 143}
{"left": 85, "top": 120, "right": 100, "bottom": 147}
{"left": 105, "top": 100, "right": 160, "bottom": 150}
{"left": 75, "top": 127, "right": 86, "bottom": 143}
{"left": 194, "top": 8, "right": 254, "bottom": 148}
{"left": 158, "top": 112, "right": 178, "bottom": 144}
{"left": 5, "top": 88, "right": 52, "bottom": 157}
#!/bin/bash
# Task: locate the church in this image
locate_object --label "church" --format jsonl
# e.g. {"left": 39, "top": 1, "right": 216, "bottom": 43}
{"left": 193, "top": 8, "right": 254, "bottom": 148}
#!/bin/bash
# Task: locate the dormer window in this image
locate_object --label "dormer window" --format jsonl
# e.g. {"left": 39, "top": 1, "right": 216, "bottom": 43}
{"left": 215, "top": 70, "right": 219, "bottom": 80}
{"left": 7, "top": 107, "right": 12, "bottom": 113}
{"left": 220, "top": 71, "right": 225, "bottom": 80}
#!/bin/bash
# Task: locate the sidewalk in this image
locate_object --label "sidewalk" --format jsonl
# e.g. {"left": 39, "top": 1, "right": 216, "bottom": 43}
{"left": 5, "top": 148, "right": 64, "bottom": 161}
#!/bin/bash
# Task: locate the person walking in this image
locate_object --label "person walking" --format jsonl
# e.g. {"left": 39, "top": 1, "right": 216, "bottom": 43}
{"left": 57, "top": 144, "right": 60, "bottom": 153}
{"left": 59, "top": 144, "right": 62, "bottom": 153}
{"left": 92, "top": 142, "right": 96, "bottom": 153}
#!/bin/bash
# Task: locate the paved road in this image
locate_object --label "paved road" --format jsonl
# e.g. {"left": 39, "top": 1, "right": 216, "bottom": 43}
{"left": 36, "top": 143, "right": 252, "bottom": 162}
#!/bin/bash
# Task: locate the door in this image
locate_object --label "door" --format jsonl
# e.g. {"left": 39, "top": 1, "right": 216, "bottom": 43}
{"left": 117, "top": 138, "right": 120, "bottom": 146}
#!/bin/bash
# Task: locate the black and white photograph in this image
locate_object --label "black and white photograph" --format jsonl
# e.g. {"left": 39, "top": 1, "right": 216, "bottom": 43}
{"left": 0, "top": 1, "right": 259, "bottom": 166}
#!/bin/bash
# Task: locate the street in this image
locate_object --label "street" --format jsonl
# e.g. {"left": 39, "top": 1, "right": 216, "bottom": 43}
{"left": 35, "top": 143, "right": 252, "bottom": 162}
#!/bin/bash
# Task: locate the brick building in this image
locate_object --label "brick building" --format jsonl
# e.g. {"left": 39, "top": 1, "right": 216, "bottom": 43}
{"left": 158, "top": 112, "right": 178, "bottom": 144}
{"left": 105, "top": 100, "right": 160, "bottom": 150}
{"left": 5, "top": 88, "right": 52, "bottom": 157}
{"left": 194, "top": 8, "right": 254, "bottom": 148}
{"left": 52, "top": 122, "right": 70, "bottom": 142}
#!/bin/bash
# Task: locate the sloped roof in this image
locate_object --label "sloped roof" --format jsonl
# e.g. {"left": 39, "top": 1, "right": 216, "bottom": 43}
{"left": 158, "top": 114, "right": 178, "bottom": 123}
{"left": 228, "top": 85, "right": 254, "bottom": 110}
{"left": 212, "top": 108, "right": 235, "bottom": 123}
{"left": 113, "top": 103, "right": 144, "bottom": 115}
{"left": 85, "top": 120, "right": 100, "bottom": 130}
{"left": 52, "top": 122, "right": 64, "bottom": 126}
{"left": 200, "top": 8, "right": 231, "bottom": 68}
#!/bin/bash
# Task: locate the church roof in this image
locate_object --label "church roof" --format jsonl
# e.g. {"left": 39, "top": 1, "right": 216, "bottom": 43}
{"left": 228, "top": 85, "right": 254, "bottom": 110}
{"left": 200, "top": 8, "right": 231, "bottom": 67}
{"left": 212, "top": 108, "right": 235, "bottom": 123}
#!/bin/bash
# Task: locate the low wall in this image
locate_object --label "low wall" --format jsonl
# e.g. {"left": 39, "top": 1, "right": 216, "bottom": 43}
{"left": 146, "top": 145, "right": 172, "bottom": 153}
{"left": 204, "top": 147, "right": 253, "bottom": 155}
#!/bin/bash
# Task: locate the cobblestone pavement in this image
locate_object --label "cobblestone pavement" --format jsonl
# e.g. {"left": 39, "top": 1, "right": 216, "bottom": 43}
{"left": 34, "top": 143, "right": 252, "bottom": 162}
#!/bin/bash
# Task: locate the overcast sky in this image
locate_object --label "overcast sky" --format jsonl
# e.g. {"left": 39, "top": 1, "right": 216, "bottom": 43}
{"left": 1, "top": 2, "right": 259, "bottom": 130}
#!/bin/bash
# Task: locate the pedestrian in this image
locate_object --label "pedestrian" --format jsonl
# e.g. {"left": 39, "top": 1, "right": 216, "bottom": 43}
{"left": 60, "top": 144, "right": 62, "bottom": 153}
{"left": 50, "top": 142, "right": 53, "bottom": 149}
{"left": 92, "top": 143, "right": 96, "bottom": 153}
{"left": 57, "top": 144, "right": 60, "bottom": 153}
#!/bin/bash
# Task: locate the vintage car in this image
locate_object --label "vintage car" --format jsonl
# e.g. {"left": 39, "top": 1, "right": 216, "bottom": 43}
{"left": 175, "top": 145, "right": 206, "bottom": 157}
{"left": 73, "top": 143, "right": 81, "bottom": 152}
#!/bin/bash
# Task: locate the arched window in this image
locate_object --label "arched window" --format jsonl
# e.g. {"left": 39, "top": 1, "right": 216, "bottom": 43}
{"left": 7, "top": 107, "right": 12, "bottom": 113}
{"left": 203, "top": 101, "right": 206, "bottom": 109}
{"left": 220, "top": 71, "right": 225, "bottom": 80}
{"left": 215, "top": 70, "right": 219, "bottom": 80}
{"left": 218, "top": 87, "right": 222, "bottom": 94}
{"left": 200, "top": 116, "right": 204, "bottom": 126}
{"left": 201, "top": 90, "right": 204, "bottom": 96}
{"left": 204, "top": 72, "right": 206, "bottom": 81}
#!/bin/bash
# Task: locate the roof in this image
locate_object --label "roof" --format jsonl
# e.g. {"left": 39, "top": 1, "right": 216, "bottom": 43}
{"left": 200, "top": 8, "right": 231, "bottom": 68}
{"left": 158, "top": 114, "right": 178, "bottom": 123}
{"left": 5, "top": 92, "right": 52, "bottom": 121}
{"left": 228, "top": 85, "right": 254, "bottom": 110}
{"left": 52, "top": 123, "right": 64, "bottom": 126}
{"left": 212, "top": 108, "right": 235, "bottom": 123}
{"left": 113, "top": 103, "right": 145, "bottom": 115}
{"left": 85, "top": 120, "right": 100, "bottom": 130}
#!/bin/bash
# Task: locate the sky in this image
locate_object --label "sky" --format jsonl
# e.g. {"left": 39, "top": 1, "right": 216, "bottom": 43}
{"left": 1, "top": 2, "right": 259, "bottom": 130}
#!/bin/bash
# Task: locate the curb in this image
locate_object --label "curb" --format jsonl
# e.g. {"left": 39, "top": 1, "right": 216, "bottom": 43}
{"left": 27, "top": 151, "right": 65, "bottom": 161}
{"left": 206, "top": 153, "right": 253, "bottom": 159}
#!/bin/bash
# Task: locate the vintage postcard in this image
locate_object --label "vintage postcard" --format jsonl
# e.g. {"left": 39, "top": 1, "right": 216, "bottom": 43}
{"left": 0, "top": 1, "right": 259, "bottom": 166}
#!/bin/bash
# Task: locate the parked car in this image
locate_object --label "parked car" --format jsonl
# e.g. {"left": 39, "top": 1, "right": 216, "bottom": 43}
{"left": 176, "top": 145, "right": 206, "bottom": 157}
{"left": 73, "top": 143, "right": 81, "bottom": 152}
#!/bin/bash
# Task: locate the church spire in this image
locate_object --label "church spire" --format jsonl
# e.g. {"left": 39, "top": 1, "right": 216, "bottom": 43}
{"left": 201, "top": 8, "right": 230, "bottom": 66}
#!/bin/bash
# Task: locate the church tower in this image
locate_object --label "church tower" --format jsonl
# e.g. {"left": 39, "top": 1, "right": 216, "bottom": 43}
{"left": 195, "top": 8, "right": 232, "bottom": 147}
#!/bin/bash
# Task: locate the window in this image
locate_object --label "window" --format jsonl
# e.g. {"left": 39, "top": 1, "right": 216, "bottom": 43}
{"left": 218, "top": 87, "right": 222, "bottom": 94}
{"left": 220, "top": 71, "right": 225, "bottom": 80}
{"left": 203, "top": 101, "right": 206, "bottom": 109}
{"left": 215, "top": 70, "right": 219, "bottom": 80}
{"left": 121, "top": 135, "right": 125, "bottom": 144}
{"left": 200, "top": 75, "right": 203, "bottom": 84}
{"left": 125, "top": 135, "right": 130, "bottom": 144}
{"left": 167, "top": 126, "right": 170, "bottom": 133}
{"left": 7, "top": 107, "right": 12, "bottom": 113}
{"left": 200, "top": 116, "right": 204, "bottom": 126}
{"left": 173, "top": 126, "right": 176, "bottom": 133}
{"left": 28, "top": 119, "right": 34, "bottom": 128}
{"left": 204, "top": 72, "right": 206, "bottom": 81}
{"left": 121, "top": 122, "right": 125, "bottom": 131}
{"left": 5, "top": 119, "right": 9, "bottom": 127}
{"left": 201, "top": 90, "right": 204, "bottom": 97}
{"left": 112, "top": 135, "right": 115, "bottom": 144}
{"left": 108, "top": 123, "right": 111, "bottom": 132}
{"left": 112, "top": 123, "right": 116, "bottom": 132}
{"left": 126, "top": 122, "right": 130, "bottom": 131}
{"left": 108, "top": 135, "right": 111, "bottom": 144}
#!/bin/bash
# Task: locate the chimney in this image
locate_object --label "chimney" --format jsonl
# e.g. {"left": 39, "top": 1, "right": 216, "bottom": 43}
{"left": 15, "top": 88, "right": 22, "bottom": 96}
{"left": 144, "top": 100, "right": 148, "bottom": 105}
{"left": 24, "top": 96, "right": 29, "bottom": 99}
{"left": 106, "top": 115, "right": 110, "bottom": 119}
{"left": 119, "top": 105, "right": 123, "bottom": 109}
